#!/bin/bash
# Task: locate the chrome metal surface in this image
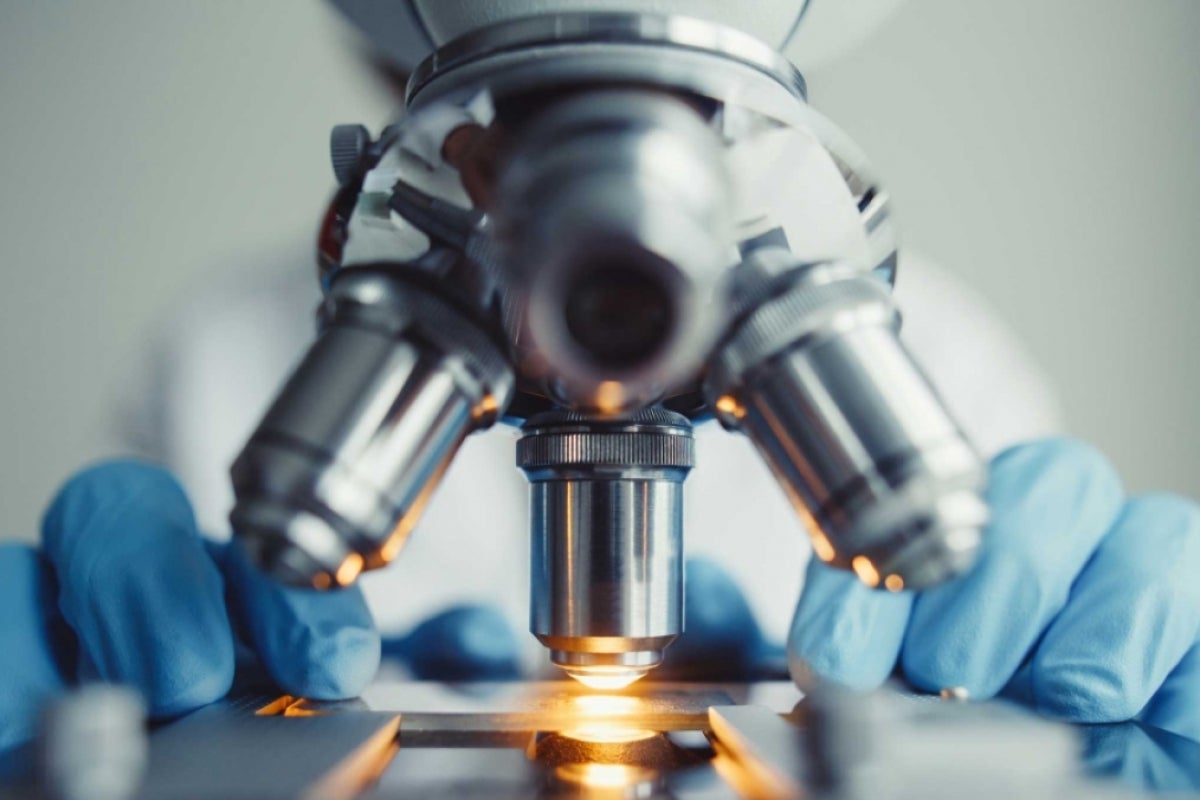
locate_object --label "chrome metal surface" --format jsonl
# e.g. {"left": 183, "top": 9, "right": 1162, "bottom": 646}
{"left": 408, "top": 12, "right": 806, "bottom": 105}
{"left": 230, "top": 269, "right": 513, "bottom": 588}
{"left": 707, "top": 257, "right": 987, "bottom": 590}
{"left": 497, "top": 89, "right": 732, "bottom": 414}
{"left": 518, "top": 409, "right": 693, "bottom": 683}
{"left": 709, "top": 705, "right": 806, "bottom": 799}
{"left": 38, "top": 687, "right": 147, "bottom": 800}
{"left": 241, "top": 1, "right": 949, "bottom": 676}
{"left": 792, "top": 105, "right": 899, "bottom": 283}
{"left": 138, "top": 698, "right": 400, "bottom": 800}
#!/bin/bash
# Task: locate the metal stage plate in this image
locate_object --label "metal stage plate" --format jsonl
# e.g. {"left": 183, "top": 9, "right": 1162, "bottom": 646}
{"left": 14, "top": 679, "right": 1190, "bottom": 799}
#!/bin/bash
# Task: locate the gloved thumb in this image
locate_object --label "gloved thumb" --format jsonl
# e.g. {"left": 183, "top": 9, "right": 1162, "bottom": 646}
{"left": 787, "top": 556, "right": 912, "bottom": 690}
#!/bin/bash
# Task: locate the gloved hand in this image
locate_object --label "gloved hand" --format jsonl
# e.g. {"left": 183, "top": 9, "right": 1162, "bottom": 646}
{"left": 0, "top": 460, "right": 521, "bottom": 766}
{"left": 789, "top": 437, "right": 1200, "bottom": 741}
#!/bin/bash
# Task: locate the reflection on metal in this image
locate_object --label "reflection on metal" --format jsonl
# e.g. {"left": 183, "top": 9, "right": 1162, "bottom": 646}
{"left": 254, "top": 695, "right": 300, "bottom": 717}
{"left": 708, "top": 705, "right": 805, "bottom": 800}
{"left": 334, "top": 552, "right": 364, "bottom": 587}
{"left": 302, "top": 717, "right": 400, "bottom": 800}
{"left": 851, "top": 555, "right": 881, "bottom": 588}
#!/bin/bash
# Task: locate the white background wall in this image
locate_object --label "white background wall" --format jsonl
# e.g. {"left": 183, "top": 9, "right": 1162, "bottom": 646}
{"left": 0, "top": 0, "right": 1196, "bottom": 541}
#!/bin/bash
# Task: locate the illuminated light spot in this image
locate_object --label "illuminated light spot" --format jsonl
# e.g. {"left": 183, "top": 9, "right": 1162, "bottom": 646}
{"left": 565, "top": 666, "right": 647, "bottom": 691}
{"left": 884, "top": 574, "right": 905, "bottom": 592}
{"left": 811, "top": 531, "right": 836, "bottom": 563}
{"left": 556, "top": 763, "right": 648, "bottom": 789}
{"left": 594, "top": 381, "right": 625, "bottom": 415}
{"left": 851, "top": 555, "right": 880, "bottom": 588}
{"left": 560, "top": 726, "right": 655, "bottom": 744}
{"left": 572, "top": 694, "right": 640, "bottom": 716}
{"left": 312, "top": 572, "right": 333, "bottom": 590}
{"left": 714, "top": 395, "right": 745, "bottom": 420}
{"left": 335, "top": 553, "right": 364, "bottom": 586}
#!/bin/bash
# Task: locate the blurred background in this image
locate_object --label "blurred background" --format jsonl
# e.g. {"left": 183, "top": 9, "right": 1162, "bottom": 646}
{"left": 0, "top": 0, "right": 1196, "bottom": 541}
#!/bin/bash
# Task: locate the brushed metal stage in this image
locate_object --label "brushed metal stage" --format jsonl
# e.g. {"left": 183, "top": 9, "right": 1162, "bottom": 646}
{"left": 125, "top": 679, "right": 1195, "bottom": 799}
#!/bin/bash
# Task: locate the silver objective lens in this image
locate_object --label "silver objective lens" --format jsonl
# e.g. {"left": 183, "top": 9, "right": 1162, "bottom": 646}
{"left": 707, "top": 255, "right": 988, "bottom": 590}
{"left": 496, "top": 89, "right": 731, "bottom": 414}
{"left": 230, "top": 269, "right": 513, "bottom": 588}
{"left": 517, "top": 408, "right": 694, "bottom": 687}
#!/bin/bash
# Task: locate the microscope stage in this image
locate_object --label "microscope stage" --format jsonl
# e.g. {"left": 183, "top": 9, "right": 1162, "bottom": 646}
{"left": 125, "top": 679, "right": 1178, "bottom": 799}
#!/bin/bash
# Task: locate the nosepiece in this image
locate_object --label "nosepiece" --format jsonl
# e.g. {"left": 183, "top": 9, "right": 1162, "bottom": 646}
{"left": 517, "top": 408, "right": 694, "bottom": 684}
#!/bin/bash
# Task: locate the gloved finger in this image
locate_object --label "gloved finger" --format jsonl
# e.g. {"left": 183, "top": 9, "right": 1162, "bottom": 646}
{"left": 900, "top": 438, "right": 1123, "bottom": 698}
{"left": 787, "top": 556, "right": 913, "bottom": 690}
{"left": 1139, "top": 642, "right": 1200, "bottom": 742}
{"left": 0, "top": 545, "right": 75, "bottom": 756}
{"left": 387, "top": 605, "right": 521, "bottom": 681}
{"left": 659, "top": 558, "right": 770, "bottom": 679}
{"left": 222, "top": 542, "right": 381, "bottom": 699}
{"left": 1030, "top": 494, "right": 1200, "bottom": 723}
{"left": 41, "top": 461, "right": 234, "bottom": 717}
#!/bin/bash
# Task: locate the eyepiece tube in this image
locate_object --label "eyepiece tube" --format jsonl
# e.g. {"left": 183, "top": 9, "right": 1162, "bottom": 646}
{"left": 496, "top": 89, "right": 732, "bottom": 413}
{"left": 517, "top": 408, "right": 693, "bottom": 687}
{"left": 708, "top": 259, "right": 988, "bottom": 590}
{"left": 230, "top": 269, "right": 513, "bottom": 589}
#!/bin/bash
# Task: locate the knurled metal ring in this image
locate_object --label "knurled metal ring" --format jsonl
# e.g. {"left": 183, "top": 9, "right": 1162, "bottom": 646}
{"left": 517, "top": 407, "right": 694, "bottom": 469}
{"left": 707, "top": 266, "right": 896, "bottom": 401}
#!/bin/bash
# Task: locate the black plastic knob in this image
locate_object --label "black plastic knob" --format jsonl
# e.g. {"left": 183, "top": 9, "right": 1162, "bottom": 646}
{"left": 330, "top": 124, "right": 371, "bottom": 186}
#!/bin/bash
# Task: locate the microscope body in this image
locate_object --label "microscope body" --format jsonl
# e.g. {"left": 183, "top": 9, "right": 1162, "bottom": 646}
{"left": 231, "top": 7, "right": 987, "bottom": 686}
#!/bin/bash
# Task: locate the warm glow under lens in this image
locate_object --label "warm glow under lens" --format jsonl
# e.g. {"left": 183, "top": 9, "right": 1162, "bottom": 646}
{"left": 561, "top": 726, "right": 656, "bottom": 744}
{"left": 565, "top": 667, "right": 648, "bottom": 690}
{"left": 557, "top": 763, "right": 647, "bottom": 789}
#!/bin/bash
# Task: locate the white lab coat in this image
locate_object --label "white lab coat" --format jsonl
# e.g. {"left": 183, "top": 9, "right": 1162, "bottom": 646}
{"left": 120, "top": 251, "right": 1059, "bottom": 654}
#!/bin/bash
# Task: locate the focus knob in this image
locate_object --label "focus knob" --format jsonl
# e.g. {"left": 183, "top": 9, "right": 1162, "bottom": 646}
{"left": 329, "top": 124, "right": 371, "bottom": 186}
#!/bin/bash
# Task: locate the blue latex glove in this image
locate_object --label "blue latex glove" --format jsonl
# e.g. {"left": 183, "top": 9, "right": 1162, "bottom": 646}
{"left": 0, "top": 460, "right": 521, "bottom": 765}
{"left": 789, "top": 438, "right": 1200, "bottom": 741}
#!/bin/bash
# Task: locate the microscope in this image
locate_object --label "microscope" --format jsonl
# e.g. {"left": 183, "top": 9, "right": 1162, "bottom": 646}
{"left": 228, "top": 3, "right": 988, "bottom": 689}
